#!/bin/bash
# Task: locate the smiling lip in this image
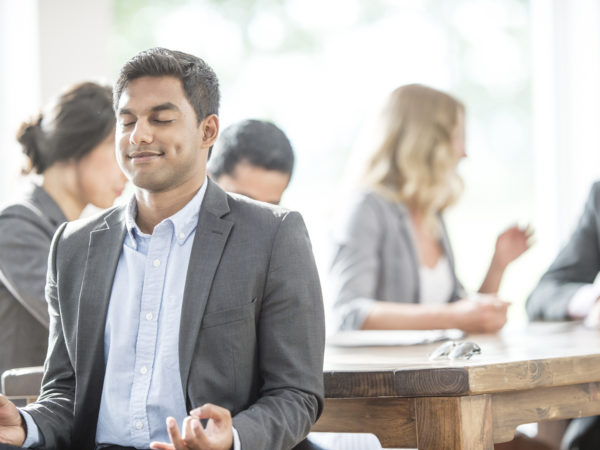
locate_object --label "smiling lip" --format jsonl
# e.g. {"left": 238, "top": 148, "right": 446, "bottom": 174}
{"left": 128, "top": 150, "right": 164, "bottom": 162}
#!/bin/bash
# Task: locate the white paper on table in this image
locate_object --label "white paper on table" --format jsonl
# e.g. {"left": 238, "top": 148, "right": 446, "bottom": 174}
{"left": 327, "top": 329, "right": 466, "bottom": 347}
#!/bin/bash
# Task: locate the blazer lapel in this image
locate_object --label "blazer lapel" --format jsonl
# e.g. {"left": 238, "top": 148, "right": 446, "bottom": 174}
{"left": 392, "top": 200, "right": 421, "bottom": 303}
{"left": 179, "top": 180, "right": 232, "bottom": 399}
{"left": 438, "top": 216, "right": 462, "bottom": 300}
{"left": 73, "top": 207, "right": 127, "bottom": 448}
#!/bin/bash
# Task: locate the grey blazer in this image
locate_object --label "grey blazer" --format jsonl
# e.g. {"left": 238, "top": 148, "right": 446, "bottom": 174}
{"left": 329, "top": 190, "right": 464, "bottom": 331}
{"left": 0, "top": 184, "right": 66, "bottom": 375}
{"left": 527, "top": 182, "right": 600, "bottom": 320}
{"left": 23, "top": 179, "right": 325, "bottom": 450}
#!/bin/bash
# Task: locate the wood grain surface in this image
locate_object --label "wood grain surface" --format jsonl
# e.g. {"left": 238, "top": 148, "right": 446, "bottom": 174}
{"left": 324, "top": 321, "right": 600, "bottom": 397}
{"left": 492, "top": 382, "right": 600, "bottom": 442}
{"left": 312, "top": 398, "right": 417, "bottom": 448}
{"left": 415, "top": 395, "right": 493, "bottom": 449}
{"left": 316, "top": 322, "right": 600, "bottom": 448}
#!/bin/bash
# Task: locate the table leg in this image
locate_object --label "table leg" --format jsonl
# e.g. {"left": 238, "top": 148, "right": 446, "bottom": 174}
{"left": 415, "top": 395, "right": 493, "bottom": 449}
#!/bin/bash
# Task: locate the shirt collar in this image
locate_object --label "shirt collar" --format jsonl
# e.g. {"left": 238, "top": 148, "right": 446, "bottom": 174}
{"left": 125, "top": 177, "right": 208, "bottom": 248}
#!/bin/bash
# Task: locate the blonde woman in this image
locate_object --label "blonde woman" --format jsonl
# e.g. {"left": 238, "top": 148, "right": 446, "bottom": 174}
{"left": 330, "top": 84, "right": 531, "bottom": 333}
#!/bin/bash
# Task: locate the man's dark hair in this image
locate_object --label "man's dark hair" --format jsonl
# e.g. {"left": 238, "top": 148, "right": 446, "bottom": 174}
{"left": 208, "top": 119, "right": 295, "bottom": 178}
{"left": 113, "top": 47, "right": 220, "bottom": 122}
{"left": 17, "top": 82, "right": 115, "bottom": 174}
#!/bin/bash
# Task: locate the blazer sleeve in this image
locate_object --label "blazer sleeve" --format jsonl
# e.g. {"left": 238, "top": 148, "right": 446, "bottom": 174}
{"left": 329, "top": 193, "right": 382, "bottom": 331}
{"left": 232, "top": 211, "right": 325, "bottom": 450}
{"left": 0, "top": 210, "right": 54, "bottom": 328}
{"left": 22, "top": 222, "right": 75, "bottom": 449}
{"left": 527, "top": 182, "right": 600, "bottom": 320}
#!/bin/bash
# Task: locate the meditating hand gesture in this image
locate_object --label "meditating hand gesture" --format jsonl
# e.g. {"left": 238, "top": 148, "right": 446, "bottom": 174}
{"left": 150, "top": 403, "right": 233, "bottom": 450}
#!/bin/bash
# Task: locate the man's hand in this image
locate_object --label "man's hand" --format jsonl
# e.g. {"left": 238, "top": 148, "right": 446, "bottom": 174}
{"left": 150, "top": 403, "right": 233, "bottom": 450}
{"left": 0, "top": 395, "right": 26, "bottom": 446}
{"left": 450, "top": 295, "right": 509, "bottom": 333}
{"left": 584, "top": 299, "right": 600, "bottom": 328}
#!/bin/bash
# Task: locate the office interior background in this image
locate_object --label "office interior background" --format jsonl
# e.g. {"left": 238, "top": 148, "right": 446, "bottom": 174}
{"left": 1, "top": 0, "right": 600, "bottom": 324}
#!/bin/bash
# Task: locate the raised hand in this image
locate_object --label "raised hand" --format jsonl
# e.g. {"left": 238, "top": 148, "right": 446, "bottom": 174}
{"left": 584, "top": 299, "right": 600, "bottom": 329}
{"left": 493, "top": 224, "right": 534, "bottom": 268}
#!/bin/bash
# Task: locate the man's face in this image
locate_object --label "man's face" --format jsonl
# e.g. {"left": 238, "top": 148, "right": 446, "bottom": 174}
{"left": 215, "top": 161, "right": 290, "bottom": 205}
{"left": 116, "top": 76, "right": 217, "bottom": 193}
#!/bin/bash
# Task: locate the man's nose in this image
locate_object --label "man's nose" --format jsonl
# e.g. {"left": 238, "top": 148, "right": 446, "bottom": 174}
{"left": 129, "top": 120, "right": 153, "bottom": 145}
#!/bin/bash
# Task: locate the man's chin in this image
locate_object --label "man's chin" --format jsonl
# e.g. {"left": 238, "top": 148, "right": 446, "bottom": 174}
{"left": 130, "top": 174, "right": 173, "bottom": 193}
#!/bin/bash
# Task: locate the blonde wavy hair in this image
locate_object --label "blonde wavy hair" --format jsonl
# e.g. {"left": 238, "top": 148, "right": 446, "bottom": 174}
{"left": 360, "top": 84, "right": 465, "bottom": 232}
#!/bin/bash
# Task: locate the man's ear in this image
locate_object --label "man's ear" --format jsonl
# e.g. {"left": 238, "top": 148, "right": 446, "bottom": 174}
{"left": 201, "top": 114, "right": 219, "bottom": 148}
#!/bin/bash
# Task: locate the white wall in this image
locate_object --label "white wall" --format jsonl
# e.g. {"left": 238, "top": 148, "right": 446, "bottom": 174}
{"left": 37, "top": 0, "right": 113, "bottom": 103}
{"left": 0, "top": 0, "right": 112, "bottom": 203}
{"left": 532, "top": 0, "right": 600, "bottom": 263}
{"left": 0, "top": 0, "right": 40, "bottom": 200}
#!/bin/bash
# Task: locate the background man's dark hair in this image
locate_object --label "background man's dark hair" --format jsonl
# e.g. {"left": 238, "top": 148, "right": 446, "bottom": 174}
{"left": 208, "top": 119, "right": 295, "bottom": 178}
{"left": 113, "top": 47, "right": 220, "bottom": 122}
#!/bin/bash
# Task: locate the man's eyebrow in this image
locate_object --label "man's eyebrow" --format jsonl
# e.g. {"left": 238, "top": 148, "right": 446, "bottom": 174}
{"left": 151, "top": 102, "right": 179, "bottom": 113}
{"left": 118, "top": 103, "right": 180, "bottom": 116}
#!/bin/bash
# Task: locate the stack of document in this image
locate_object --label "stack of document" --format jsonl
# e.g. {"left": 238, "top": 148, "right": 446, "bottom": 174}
{"left": 327, "top": 329, "right": 465, "bottom": 347}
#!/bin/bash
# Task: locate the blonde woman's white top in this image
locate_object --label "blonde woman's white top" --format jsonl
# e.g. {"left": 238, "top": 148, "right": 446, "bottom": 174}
{"left": 418, "top": 256, "right": 454, "bottom": 304}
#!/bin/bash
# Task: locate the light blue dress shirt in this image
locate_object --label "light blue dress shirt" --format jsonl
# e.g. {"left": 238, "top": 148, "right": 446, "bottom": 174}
{"left": 23, "top": 179, "right": 240, "bottom": 449}
{"left": 95, "top": 180, "right": 206, "bottom": 447}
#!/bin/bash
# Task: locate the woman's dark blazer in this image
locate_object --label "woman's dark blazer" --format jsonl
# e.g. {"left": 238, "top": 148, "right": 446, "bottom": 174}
{"left": 0, "top": 184, "right": 66, "bottom": 376}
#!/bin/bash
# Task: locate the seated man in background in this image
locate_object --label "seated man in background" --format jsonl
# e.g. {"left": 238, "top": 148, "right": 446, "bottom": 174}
{"left": 208, "top": 119, "right": 294, "bottom": 205}
{"left": 527, "top": 181, "right": 600, "bottom": 325}
{"left": 527, "top": 181, "right": 600, "bottom": 450}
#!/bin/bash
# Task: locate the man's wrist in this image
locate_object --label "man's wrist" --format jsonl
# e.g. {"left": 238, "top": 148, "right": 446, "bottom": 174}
{"left": 20, "top": 410, "right": 45, "bottom": 448}
{"left": 490, "top": 253, "right": 509, "bottom": 272}
{"left": 20, "top": 411, "right": 27, "bottom": 435}
{"left": 232, "top": 426, "right": 241, "bottom": 450}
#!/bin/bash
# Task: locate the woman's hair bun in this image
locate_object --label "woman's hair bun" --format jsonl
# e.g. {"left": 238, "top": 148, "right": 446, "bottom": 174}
{"left": 16, "top": 114, "right": 46, "bottom": 174}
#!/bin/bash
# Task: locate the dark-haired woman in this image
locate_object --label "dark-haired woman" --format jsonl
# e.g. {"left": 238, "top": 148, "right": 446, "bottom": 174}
{"left": 0, "top": 82, "right": 126, "bottom": 375}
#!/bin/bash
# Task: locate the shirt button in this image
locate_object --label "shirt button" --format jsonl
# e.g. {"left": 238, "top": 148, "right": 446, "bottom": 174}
{"left": 135, "top": 421, "right": 143, "bottom": 430}
{"left": 140, "top": 366, "right": 148, "bottom": 374}
{"left": 179, "top": 232, "right": 185, "bottom": 240}
{"left": 145, "top": 312, "right": 153, "bottom": 321}
{"left": 153, "top": 258, "right": 160, "bottom": 267}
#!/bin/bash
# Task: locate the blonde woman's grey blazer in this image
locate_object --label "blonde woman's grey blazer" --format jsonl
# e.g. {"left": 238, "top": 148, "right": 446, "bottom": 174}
{"left": 329, "top": 190, "right": 465, "bottom": 331}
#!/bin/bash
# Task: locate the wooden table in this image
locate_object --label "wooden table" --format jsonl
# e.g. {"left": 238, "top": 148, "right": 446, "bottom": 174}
{"left": 313, "top": 322, "right": 600, "bottom": 449}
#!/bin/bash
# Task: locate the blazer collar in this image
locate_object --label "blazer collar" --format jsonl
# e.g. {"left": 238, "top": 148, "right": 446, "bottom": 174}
{"left": 179, "top": 179, "right": 233, "bottom": 399}
{"left": 73, "top": 205, "right": 127, "bottom": 447}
